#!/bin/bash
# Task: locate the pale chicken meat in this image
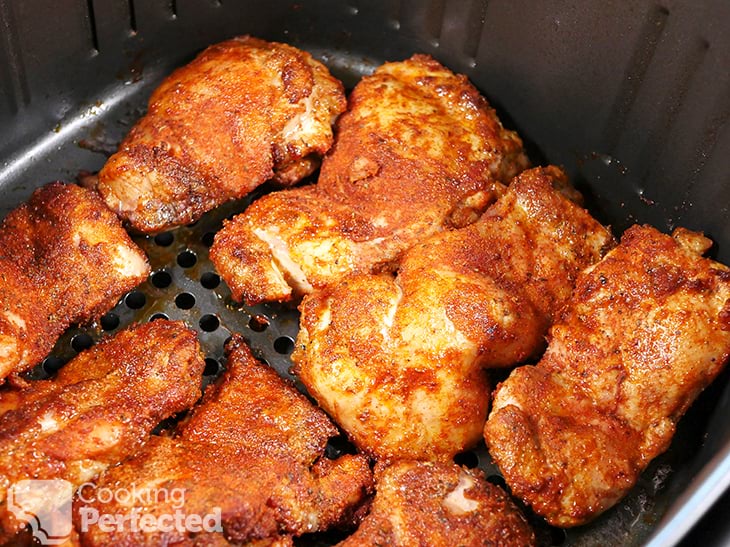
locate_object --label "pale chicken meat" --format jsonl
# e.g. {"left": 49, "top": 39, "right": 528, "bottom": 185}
{"left": 484, "top": 225, "right": 730, "bottom": 527}
{"left": 294, "top": 167, "right": 614, "bottom": 461}
{"left": 339, "top": 461, "right": 534, "bottom": 547}
{"left": 0, "top": 182, "right": 149, "bottom": 383}
{"left": 97, "top": 35, "right": 346, "bottom": 233}
{"left": 75, "top": 336, "right": 373, "bottom": 546}
{"left": 0, "top": 320, "right": 204, "bottom": 541}
{"left": 210, "top": 54, "right": 529, "bottom": 304}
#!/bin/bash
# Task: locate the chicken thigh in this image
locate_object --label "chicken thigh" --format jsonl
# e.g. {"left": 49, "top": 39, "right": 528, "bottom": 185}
{"left": 0, "top": 320, "right": 204, "bottom": 541}
{"left": 485, "top": 225, "right": 730, "bottom": 526}
{"left": 210, "top": 54, "right": 529, "bottom": 304}
{"left": 0, "top": 182, "right": 149, "bottom": 382}
{"left": 339, "top": 461, "right": 535, "bottom": 547}
{"left": 75, "top": 337, "right": 372, "bottom": 546}
{"left": 294, "top": 167, "right": 613, "bottom": 461}
{"left": 97, "top": 36, "right": 346, "bottom": 232}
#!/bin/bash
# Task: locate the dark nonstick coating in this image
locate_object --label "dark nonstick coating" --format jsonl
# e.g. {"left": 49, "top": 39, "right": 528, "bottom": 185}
{"left": 0, "top": 2, "right": 728, "bottom": 545}
{"left": 9, "top": 48, "right": 708, "bottom": 547}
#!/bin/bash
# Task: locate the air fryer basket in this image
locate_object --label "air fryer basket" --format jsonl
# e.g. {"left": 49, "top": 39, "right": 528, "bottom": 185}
{"left": 0, "top": 1, "right": 728, "bottom": 545}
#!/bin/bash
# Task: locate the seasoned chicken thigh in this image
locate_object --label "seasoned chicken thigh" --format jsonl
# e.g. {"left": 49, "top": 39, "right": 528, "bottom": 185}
{"left": 294, "top": 167, "right": 613, "bottom": 461}
{"left": 0, "top": 320, "right": 204, "bottom": 541}
{"left": 76, "top": 337, "right": 373, "bottom": 546}
{"left": 98, "top": 36, "right": 346, "bottom": 232}
{"left": 210, "top": 54, "right": 529, "bottom": 304}
{"left": 339, "top": 461, "right": 535, "bottom": 547}
{"left": 485, "top": 225, "right": 730, "bottom": 527}
{"left": 0, "top": 182, "right": 149, "bottom": 382}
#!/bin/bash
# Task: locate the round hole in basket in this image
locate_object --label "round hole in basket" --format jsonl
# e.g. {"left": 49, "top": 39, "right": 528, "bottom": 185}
{"left": 154, "top": 232, "right": 174, "bottom": 247}
{"left": 248, "top": 314, "right": 269, "bottom": 332}
{"left": 203, "top": 358, "right": 220, "bottom": 376}
{"left": 200, "top": 272, "right": 220, "bottom": 290}
{"left": 71, "top": 333, "right": 94, "bottom": 352}
{"left": 199, "top": 314, "right": 220, "bottom": 332}
{"left": 274, "top": 336, "right": 295, "bottom": 355}
{"left": 42, "top": 356, "right": 65, "bottom": 374}
{"left": 125, "top": 291, "right": 146, "bottom": 309}
{"left": 151, "top": 270, "right": 172, "bottom": 289}
{"left": 149, "top": 313, "right": 169, "bottom": 322}
{"left": 175, "top": 292, "right": 196, "bottom": 309}
{"left": 201, "top": 232, "right": 216, "bottom": 247}
{"left": 177, "top": 250, "right": 197, "bottom": 268}
{"left": 100, "top": 312, "right": 119, "bottom": 331}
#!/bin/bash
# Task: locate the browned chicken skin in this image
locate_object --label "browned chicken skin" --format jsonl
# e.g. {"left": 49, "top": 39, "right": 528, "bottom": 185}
{"left": 0, "top": 183, "right": 150, "bottom": 382}
{"left": 75, "top": 336, "right": 373, "bottom": 546}
{"left": 210, "top": 54, "right": 529, "bottom": 304}
{"left": 0, "top": 320, "right": 204, "bottom": 541}
{"left": 294, "top": 167, "right": 614, "bottom": 461}
{"left": 98, "top": 36, "right": 346, "bottom": 233}
{"left": 339, "top": 461, "right": 535, "bottom": 547}
{"left": 485, "top": 225, "right": 730, "bottom": 527}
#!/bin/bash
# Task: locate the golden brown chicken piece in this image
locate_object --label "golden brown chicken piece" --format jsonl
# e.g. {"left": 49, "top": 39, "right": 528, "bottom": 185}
{"left": 97, "top": 35, "right": 346, "bottom": 233}
{"left": 485, "top": 225, "right": 730, "bottom": 527}
{"left": 0, "top": 320, "right": 204, "bottom": 541}
{"left": 0, "top": 183, "right": 150, "bottom": 382}
{"left": 339, "top": 461, "right": 535, "bottom": 547}
{"left": 294, "top": 167, "right": 613, "bottom": 462}
{"left": 75, "top": 336, "right": 373, "bottom": 546}
{"left": 210, "top": 54, "right": 529, "bottom": 304}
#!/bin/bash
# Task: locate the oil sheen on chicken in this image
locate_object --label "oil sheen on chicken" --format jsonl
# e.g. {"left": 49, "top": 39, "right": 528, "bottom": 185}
{"left": 0, "top": 320, "right": 204, "bottom": 541}
{"left": 294, "top": 167, "right": 614, "bottom": 461}
{"left": 0, "top": 182, "right": 149, "bottom": 383}
{"left": 485, "top": 225, "right": 730, "bottom": 527}
{"left": 75, "top": 336, "right": 373, "bottom": 546}
{"left": 339, "top": 461, "right": 535, "bottom": 547}
{"left": 97, "top": 35, "right": 346, "bottom": 233}
{"left": 210, "top": 54, "right": 529, "bottom": 304}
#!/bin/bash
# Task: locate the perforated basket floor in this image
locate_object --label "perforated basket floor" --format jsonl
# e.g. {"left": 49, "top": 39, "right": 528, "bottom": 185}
{"left": 23, "top": 180, "right": 702, "bottom": 547}
{"left": 5, "top": 15, "right": 727, "bottom": 541}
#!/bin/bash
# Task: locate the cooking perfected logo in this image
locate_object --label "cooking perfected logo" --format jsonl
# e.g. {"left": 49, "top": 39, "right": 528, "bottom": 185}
{"left": 6, "top": 479, "right": 74, "bottom": 545}
{"left": 6, "top": 480, "right": 222, "bottom": 544}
